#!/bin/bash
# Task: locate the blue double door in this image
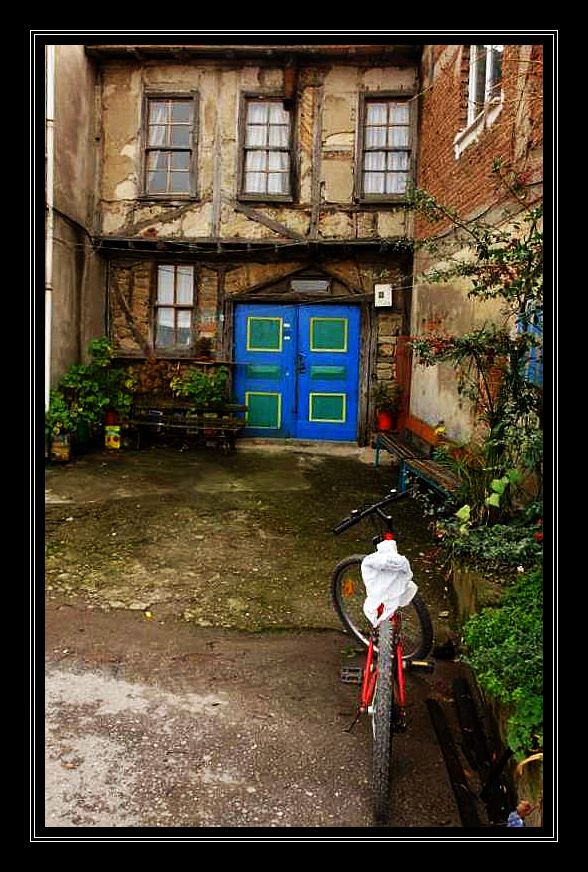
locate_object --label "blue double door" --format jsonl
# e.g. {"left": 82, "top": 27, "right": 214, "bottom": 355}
{"left": 234, "top": 303, "right": 361, "bottom": 441}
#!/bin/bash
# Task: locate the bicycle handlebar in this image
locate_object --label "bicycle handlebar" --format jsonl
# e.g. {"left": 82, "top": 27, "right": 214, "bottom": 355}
{"left": 332, "top": 488, "right": 413, "bottom": 535}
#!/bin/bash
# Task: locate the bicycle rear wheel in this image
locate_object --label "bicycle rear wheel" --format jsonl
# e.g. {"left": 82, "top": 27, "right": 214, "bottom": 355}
{"left": 372, "top": 617, "right": 395, "bottom": 824}
{"left": 331, "top": 555, "right": 433, "bottom": 660}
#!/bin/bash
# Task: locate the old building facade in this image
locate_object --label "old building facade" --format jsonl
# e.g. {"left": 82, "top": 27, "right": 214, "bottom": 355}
{"left": 44, "top": 42, "right": 543, "bottom": 447}
{"left": 410, "top": 43, "right": 543, "bottom": 445}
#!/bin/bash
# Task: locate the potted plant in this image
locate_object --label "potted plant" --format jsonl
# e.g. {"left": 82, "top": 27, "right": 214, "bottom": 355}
{"left": 170, "top": 365, "right": 231, "bottom": 437}
{"left": 169, "top": 365, "right": 229, "bottom": 408}
{"left": 45, "top": 337, "right": 137, "bottom": 457}
{"left": 45, "top": 389, "right": 77, "bottom": 461}
{"left": 194, "top": 335, "right": 214, "bottom": 361}
{"left": 373, "top": 381, "right": 402, "bottom": 432}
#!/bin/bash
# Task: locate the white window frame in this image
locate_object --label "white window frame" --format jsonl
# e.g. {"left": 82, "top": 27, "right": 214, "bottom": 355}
{"left": 454, "top": 45, "right": 504, "bottom": 159}
{"left": 467, "top": 44, "right": 504, "bottom": 126}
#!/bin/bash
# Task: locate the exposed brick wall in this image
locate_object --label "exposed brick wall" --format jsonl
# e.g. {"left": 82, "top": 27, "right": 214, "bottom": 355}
{"left": 416, "top": 44, "right": 543, "bottom": 238}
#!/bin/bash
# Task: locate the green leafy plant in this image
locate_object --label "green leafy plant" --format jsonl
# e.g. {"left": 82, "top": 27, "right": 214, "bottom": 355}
{"left": 170, "top": 366, "right": 229, "bottom": 408}
{"left": 45, "top": 337, "right": 137, "bottom": 438}
{"left": 409, "top": 161, "right": 543, "bottom": 521}
{"left": 462, "top": 567, "right": 543, "bottom": 759}
{"left": 373, "top": 380, "right": 402, "bottom": 413}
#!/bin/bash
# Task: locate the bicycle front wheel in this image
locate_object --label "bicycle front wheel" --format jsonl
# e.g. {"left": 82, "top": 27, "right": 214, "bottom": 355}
{"left": 372, "top": 617, "right": 395, "bottom": 824}
{"left": 331, "top": 555, "right": 433, "bottom": 660}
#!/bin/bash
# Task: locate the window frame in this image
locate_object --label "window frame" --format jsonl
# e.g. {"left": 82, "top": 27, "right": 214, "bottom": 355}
{"left": 141, "top": 91, "right": 199, "bottom": 201}
{"left": 355, "top": 92, "right": 416, "bottom": 203}
{"left": 237, "top": 93, "right": 295, "bottom": 203}
{"left": 466, "top": 44, "right": 504, "bottom": 127}
{"left": 153, "top": 263, "right": 198, "bottom": 353}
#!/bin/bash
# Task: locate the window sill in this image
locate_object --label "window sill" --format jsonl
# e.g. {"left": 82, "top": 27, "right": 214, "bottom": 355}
{"left": 357, "top": 195, "right": 410, "bottom": 206}
{"left": 138, "top": 195, "right": 199, "bottom": 203}
{"left": 237, "top": 194, "right": 294, "bottom": 205}
{"left": 454, "top": 98, "right": 503, "bottom": 159}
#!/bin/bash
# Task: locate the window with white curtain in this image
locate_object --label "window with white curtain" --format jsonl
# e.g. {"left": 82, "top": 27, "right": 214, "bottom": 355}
{"left": 144, "top": 96, "right": 196, "bottom": 196}
{"left": 467, "top": 45, "right": 504, "bottom": 126}
{"left": 359, "top": 98, "right": 412, "bottom": 199}
{"left": 155, "top": 265, "right": 195, "bottom": 349}
{"left": 241, "top": 99, "right": 291, "bottom": 198}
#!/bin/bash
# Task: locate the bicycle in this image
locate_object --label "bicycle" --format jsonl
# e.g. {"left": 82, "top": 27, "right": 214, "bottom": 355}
{"left": 331, "top": 488, "right": 435, "bottom": 824}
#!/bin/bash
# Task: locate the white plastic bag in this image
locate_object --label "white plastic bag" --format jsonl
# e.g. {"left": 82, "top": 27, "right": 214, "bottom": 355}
{"left": 360, "top": 539, "right": 417, "bottom": 627}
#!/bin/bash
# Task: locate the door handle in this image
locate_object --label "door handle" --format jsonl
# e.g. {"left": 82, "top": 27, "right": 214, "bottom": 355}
{"left": 296, "top": 353, "right": 306, "bottom": 374}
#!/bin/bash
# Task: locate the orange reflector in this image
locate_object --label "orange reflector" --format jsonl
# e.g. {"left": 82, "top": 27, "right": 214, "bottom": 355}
{"left": 342, "top": 579, "right": 355, "bottom": 597}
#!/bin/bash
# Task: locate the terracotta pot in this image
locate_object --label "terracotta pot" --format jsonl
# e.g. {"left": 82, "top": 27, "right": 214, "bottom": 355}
{"left": 376, "top": 410, "right": 394, "bottom": 432}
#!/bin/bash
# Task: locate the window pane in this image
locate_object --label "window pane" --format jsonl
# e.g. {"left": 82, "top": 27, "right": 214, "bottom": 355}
{"left": 246, "top": 151, "right": 266, "bottom": 171}
{"left": 268, "top": 151, "right": 289, "bottom": 171}
{"left": 364, "top": 152, "right": 386, "bottom": 171}
{"left": 171, "top": 125, "right": 191, "bottom": 147}
{"left": 157, "top": 266, "right": 175, "bottom": 303}
{"left": 149, "top": 125, "right": 169, "bottom": 147}
{"left": 245, "top": 172, "right": 266, "bottom": 193}
{"left": 365, "top": 126, "right": 387, "bottom": 148}
{"left": 489, "top": 45, "right": 503, "bottom": 95}
{"left": 269, "top": 103, "right": 289, "bottom": 124}
{"left": 366, "top": 103, "right": 388, "bottom": 124}
{"left": 247, "top": 103, "right": 268, "bottom": 124}
{"left": 268, "top": 124, "right": 289, "bottom": 147}
{"left": 389, "top": 126, "right": 409, "bottom": 147}
{"left": 170, "top": 172, "right": 190, "bottom": 193}
{"left": 246, "top": 124, "right": 267, "bottom": 147}
{"left": 171, "top": 101, "right": 193, "bottom": 123}
{"left": 268, "top": 173, "right": 288, "bottom": 194}
{"left": 390, "top": 103, "right": 410, "bottom": 124}
{"left": 473, "top": 44, "right": 487, "bottom": 106}
{"left": 147, "top": 171, "right": 167, "bottom": 194}
{"left": 387, "top": 173, "right": 408, "bottom": 194}
{"left": 387, "top": 152, "right": 409, "bottom": 171}
{"left": 176, "top": 267, "right": 194, "bottom": 304}
{"left": 177, "top": 310, "right": 192, "bottom": 346}
{"left": 156, "top": 308, "right": 174, "bottom": 347}
{"left": 147, "top": 151, "right": 168, "bottom": 171}
{"left": 171, "top": 151, "right": 190, "bottom": 170}
{"left": 364, "top": 172, "right": 385, "bottom": 194}
{"left": 149, "top": 101, "right": 169, "bottom": 123}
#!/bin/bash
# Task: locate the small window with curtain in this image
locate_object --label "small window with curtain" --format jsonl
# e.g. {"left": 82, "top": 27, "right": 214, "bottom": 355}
{"left": 467, "top": 45, "right": 504, "bottom": 126}
{"left": 144, "top": 95, "right": 197, "bottom": 197}
{"left": 155, "top": 265, "right": 195, "bottom": 349}
{"left": 240, "top": 98, "right": 292, "bottom": 199}
{"left": 359, "top": 97, "right": 412, "bottom": 200}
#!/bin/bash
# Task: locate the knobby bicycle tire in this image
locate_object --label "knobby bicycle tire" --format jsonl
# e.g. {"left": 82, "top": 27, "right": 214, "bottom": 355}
{"left": 331, "top": 554, "right": 433, "bottom": 660}
{"left": 372, "top": 617, "right": 395, "bottom": 824}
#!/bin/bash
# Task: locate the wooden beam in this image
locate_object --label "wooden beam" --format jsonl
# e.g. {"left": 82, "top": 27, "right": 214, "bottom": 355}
{"left": 233, "top": 202, "right": 307, "bottom": 241}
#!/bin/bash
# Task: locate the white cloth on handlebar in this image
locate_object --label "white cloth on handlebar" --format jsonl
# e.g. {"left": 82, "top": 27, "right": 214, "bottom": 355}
{"left": 361, "top": 539, "right": 417, "bottom": 627}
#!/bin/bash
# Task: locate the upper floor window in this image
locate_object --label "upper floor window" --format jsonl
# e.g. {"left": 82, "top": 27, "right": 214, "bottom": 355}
{"left": 467, "top": 45, "right": 503, "bottom": 126}
{"left": 240, "top": 98, "right": 292, "bottom": 199}
{"left": 358, "top": 97, "right": 412, "bottom": 200}
{"left": 155, "top": 265, "right": 195, "bottom": 349}
{"left": 144, "top": 95, "right": 197, "bottom": 197}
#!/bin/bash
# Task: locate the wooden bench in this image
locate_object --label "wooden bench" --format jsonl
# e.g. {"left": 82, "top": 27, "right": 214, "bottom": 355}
{"left": 126, "top": 400, "right": 247, "bottom": 453}
{"left": 374, "top": 430, "right": 460, "bottom": 501}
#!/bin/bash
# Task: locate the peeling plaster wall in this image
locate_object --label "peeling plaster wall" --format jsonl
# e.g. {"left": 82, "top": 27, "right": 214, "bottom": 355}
{"left": 98, "top": 59, "right": 417, "bottom": 241}
{"left": 50, "top": 46, "right": 104, "bottom": 384}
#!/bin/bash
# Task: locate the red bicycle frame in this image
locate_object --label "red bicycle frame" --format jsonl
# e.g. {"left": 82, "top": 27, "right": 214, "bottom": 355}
{"left": 360, "top": 610, "right": 406, "bottom": 718}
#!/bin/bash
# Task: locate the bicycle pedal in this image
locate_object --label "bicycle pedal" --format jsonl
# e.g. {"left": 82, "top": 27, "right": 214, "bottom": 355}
{"left": 408, "top": 659, "right": 435, "bottom": 673}
{"left": 340, "top": 665, "right": 363, "bottom": 684}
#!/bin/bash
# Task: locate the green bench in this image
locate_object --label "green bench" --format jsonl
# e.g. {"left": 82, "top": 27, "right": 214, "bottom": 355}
{"left": 374, "top": 431, "right": 460, "bottom": 501}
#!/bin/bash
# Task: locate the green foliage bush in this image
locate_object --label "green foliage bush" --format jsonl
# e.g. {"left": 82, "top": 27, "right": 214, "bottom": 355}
{"left": 462, "top": 567, "right": 543, "bottom": 759}
{"left": 45, "top": 337, "right": 137, "bottom": 437}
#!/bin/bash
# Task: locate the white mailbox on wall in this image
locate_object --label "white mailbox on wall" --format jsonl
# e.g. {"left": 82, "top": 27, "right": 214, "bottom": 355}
{"left": 374, "top": 283, "right": 393, "bottom": 308}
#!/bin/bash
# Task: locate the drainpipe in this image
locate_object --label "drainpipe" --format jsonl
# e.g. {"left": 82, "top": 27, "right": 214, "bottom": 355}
{"left": 45, "top": 45, "right": 55, "bottom": 409}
